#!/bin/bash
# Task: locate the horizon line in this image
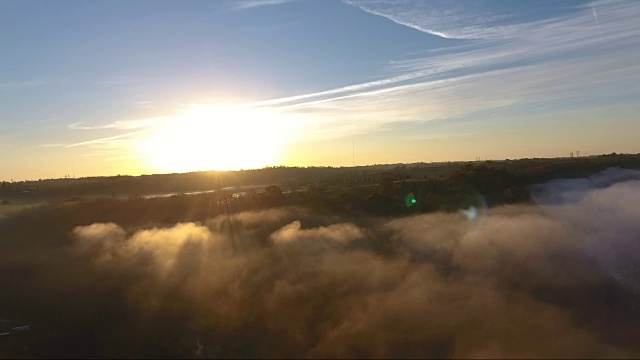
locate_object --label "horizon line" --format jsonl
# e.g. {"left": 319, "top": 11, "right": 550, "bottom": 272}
{"left": 2, "top": 151, "right": 632, "bottom": 183}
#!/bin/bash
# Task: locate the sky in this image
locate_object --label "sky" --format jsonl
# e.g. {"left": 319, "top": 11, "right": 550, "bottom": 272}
{"left": 1, "top": 0, "right": 640, "bottom": 180}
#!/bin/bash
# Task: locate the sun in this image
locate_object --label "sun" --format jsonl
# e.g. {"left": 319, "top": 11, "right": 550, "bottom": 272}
{"left": 138, "top": 105, "right": 293, "bottom": 173}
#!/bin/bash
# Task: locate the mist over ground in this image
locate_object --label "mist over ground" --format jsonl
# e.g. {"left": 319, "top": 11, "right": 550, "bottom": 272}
{"left": 2, "top": 168, "right": 640, "bottom": 358}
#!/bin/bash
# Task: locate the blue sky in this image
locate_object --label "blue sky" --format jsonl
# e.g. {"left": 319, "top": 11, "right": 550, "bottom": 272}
{"left": 2, "top": 0, "right": 640, "bottom": 180}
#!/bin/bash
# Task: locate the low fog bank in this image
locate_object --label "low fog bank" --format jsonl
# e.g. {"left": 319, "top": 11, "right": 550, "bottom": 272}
{"left": 2, "top": 168, "right": 640, "bottom": 358}
{"left": 531, "top": 166, "right": 640, "bottom": 205}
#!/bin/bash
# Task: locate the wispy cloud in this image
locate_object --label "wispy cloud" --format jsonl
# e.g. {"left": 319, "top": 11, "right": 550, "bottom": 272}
{"left": 246, "top": 0, "right": 640, "bottom": 142}
{"left": 233, "top": 0, "right": 297, "bottom": 11}
{"left": 57, "top": 1, "right": 640, "bottom": 159}
{"left": 68, "top": 118, "right": 160, "bottom": 131}
{"left": 133, "top": 101, "right": 155, "bottom": 109}
{"left": 343, "top": 0, "right": 527, "bottom": 40}
{"left": 592, "top": 0, "right": 604, "bottom": 40}
{"left": 96, "top": 76, "right": 139, "bottom": 86}
{"left": 65, "top": 131, "right": 146, "bottom": 148}
{"left": 40, "top": 143, "right": 68, "bottom": 148}
{"left": 0, "top": 80, "right": 46, "bottom": 90}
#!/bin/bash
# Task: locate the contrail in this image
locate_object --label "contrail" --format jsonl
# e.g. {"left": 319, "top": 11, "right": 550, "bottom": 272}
{"left": 592, "top": 0, "right": 603, "bottom": 41}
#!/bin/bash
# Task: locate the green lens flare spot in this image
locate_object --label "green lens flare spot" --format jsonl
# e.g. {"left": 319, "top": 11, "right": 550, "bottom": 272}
{"left": 404, "top": 193, "right": 417, "bottom": 208}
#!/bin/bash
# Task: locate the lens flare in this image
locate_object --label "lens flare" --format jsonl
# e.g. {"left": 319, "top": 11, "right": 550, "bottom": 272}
{"left": 458, "top": 194, "right": 488, "bottom": 228}
{"left": 404, "top": 192, "right": 417, "bottom": 208}
{"left": 460, "top": 206, "right": 478, "bottom": 221}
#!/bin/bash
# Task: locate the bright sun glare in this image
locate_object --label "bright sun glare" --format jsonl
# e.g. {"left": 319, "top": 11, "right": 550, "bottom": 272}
{"left": 139, "top": 105, "right": 293, "bottom": 173}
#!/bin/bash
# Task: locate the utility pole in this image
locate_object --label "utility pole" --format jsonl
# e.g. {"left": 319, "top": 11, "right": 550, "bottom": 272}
{"left": 352, "top": 138, "right": 355, "bottom": 167}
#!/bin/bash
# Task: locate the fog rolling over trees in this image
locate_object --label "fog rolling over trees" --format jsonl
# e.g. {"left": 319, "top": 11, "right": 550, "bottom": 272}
{"left": 2, "top": 168, "right": 640, "bottom": 358}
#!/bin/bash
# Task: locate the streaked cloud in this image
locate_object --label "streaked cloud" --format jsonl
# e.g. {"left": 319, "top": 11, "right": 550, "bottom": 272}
{"left": 344, "top": 0, "right": 528, "bottom": 40}
{"left": 0, "top": 80, "right": 46, "bottom": 90}
{"left": 246, "top": 0, "right": 640, "bottom": 141}
{"left": 65, "top": 131, "right": 145, "bottom": 148}
{"left": 233, "top": 0, "right": 298, "bottom": 10}
{"left": 43, "top": 0, "right": 640, "bottom": 174}
{"left": 96, "top": 76, "right": 140, "bottom": 86}
{"left": 68, "top": 118, "right": 161, "bottom": 131}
